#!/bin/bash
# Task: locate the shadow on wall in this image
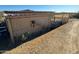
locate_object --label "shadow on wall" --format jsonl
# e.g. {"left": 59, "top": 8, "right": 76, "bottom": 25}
{"left": 12, "top": 20, "right": 65, "bottom": 49}
{"left": 0, "top": 19, "right": 68, "bottom": 53}
{"left": 0, "top": 22, "right": 11, "bottom": 53}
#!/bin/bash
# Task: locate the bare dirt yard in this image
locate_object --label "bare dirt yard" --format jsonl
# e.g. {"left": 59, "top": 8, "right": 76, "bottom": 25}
{"left": 4, "top": 19, "right": 79, "bottom": 54}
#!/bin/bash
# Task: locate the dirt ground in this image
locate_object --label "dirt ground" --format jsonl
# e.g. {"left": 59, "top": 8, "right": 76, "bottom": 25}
{"left": 4, "top": 19, "right": 79, "bottom": 54}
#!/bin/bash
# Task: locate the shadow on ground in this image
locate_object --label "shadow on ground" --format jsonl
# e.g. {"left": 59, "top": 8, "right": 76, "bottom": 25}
{"left": 12, "top": 21, "right": 65, "bottom": 50}
{"left": 0, "top": 20, "right": 66, "bottom": 53}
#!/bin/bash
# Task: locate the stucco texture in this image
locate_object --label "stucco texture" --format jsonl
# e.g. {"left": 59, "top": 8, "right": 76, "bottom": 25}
{"left": 4, "top": 20, "right": 79, "bottom": 54}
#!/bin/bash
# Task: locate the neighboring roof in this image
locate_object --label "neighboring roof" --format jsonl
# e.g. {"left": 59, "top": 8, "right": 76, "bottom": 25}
{"left": 4, "top": 19, "right": 79, "bottom": 54}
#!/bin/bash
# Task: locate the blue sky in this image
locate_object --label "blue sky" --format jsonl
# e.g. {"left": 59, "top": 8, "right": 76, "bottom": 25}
{"left": 0, "top": 5, "right": 79, "bottom": 12}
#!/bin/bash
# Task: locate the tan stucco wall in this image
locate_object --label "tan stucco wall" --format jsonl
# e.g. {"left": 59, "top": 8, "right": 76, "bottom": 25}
{"left": 6, "top": 12, "right": 70, "bottom": 42}
{"left": 10, "top": 17, "right": 50, "bottom": 37}
{"left": 7, "top": 12, "right": 54, "bottom": 41}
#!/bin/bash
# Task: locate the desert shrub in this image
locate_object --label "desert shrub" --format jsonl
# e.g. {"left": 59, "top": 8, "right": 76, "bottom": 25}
{"left": 15, "top": 32, "right": 31, "bottom": 42}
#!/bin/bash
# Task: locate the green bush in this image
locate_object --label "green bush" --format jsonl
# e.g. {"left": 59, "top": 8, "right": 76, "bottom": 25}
{"left": 15, "top": 32, "right": 31, "bottom": 41}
